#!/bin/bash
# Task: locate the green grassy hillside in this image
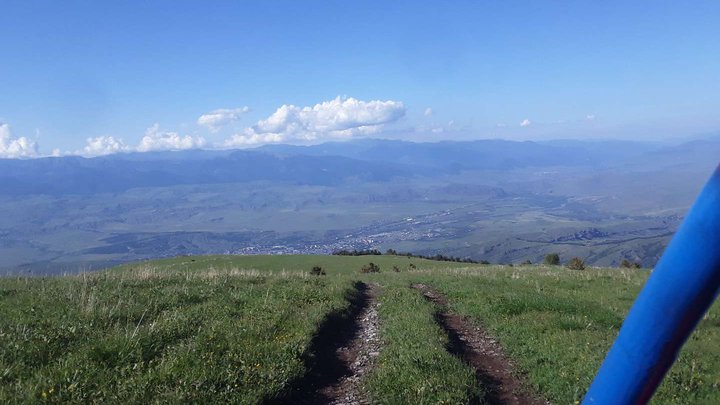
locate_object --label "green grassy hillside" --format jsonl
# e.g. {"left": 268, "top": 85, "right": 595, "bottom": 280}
{"left": 2, "top": 255, "right": 719, "bottom": 403}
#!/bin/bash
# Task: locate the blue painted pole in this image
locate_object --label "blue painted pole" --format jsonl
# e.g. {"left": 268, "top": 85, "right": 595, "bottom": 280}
{"left": 583, "top": 166, "right": 720, "bottom": 404}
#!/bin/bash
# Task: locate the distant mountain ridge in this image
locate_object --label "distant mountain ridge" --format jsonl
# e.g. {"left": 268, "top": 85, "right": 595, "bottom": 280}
{"left": 2, "top": 136, "right": 718, "bottom": 273}
{"left": 2, "top": 137, "right": 708, "bottom": 196}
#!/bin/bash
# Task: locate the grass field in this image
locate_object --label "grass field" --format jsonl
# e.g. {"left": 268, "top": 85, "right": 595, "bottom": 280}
{"left": 2, "top": 254, "right": 720, "bottom": 403}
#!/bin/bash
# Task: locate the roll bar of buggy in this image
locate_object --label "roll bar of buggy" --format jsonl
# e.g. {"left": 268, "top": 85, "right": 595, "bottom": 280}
{"left": 584, "top": 166, "right": 720, "bottom": 403}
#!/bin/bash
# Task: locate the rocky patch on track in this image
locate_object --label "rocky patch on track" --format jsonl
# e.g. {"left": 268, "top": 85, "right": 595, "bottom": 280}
{"left": 265, "top": 282, "right": 381, "bottom": 405}
{"left": 324, "top": 283, "right": 381, "bottom": 405}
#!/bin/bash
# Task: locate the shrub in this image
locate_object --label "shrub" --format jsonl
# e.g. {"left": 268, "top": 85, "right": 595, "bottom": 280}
{"left": 360, "top": 262, "right": 381, "bottom": 273}
{"left": 392, "top": 265, "right": 401, "bottom": 272}
{"left": 544, "top": 253, "right": 560, "bottom": 265}
{"left": 409, "top": 263, "right": 417, "bottom": 270}
{"left": 521, "top": 259, "right": 532, "bottom": 265}
{"left": 333, "top": 249, "right": 382, "bottom": 256}
{"left": 566, "top": 257, "right": 586, "bottom": 270}
{"left": 620, "top": 259, "right": 641, "bottom": 269}
{"left": 340, "top": 249, "right": 479, "bottom": 263}
{"left": 480, "top": 260, "right": 491, "bottom": 265}
{"left": 310, "top": 266, "right": 326, "bottom": 276}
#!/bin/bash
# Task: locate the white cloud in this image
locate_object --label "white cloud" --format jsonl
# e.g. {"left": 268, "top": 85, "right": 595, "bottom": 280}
{"left": 137, "top": 123, "right": 206, "bottom": 152}
{"left": 520, "top": 119, "right": 531, "bottom": 127}
{"left": 586, "top": 114, "right": 596, "bottom": 121}
{"left": 224, "top": 132, "right": 285, "bottom": 146}
{"left": 225, "top": 96, "right": 405, "bottom": 147}
{"left": 81, "top": 136, "right": 130, "bottom": 156}
{"left": 424, "top": 107, "right": 433, "bottom": 117}
{"left": 74, "top": 125, "right": 207, "bottom": 157}
{"left": 197, "top": 107, "right": 250, "bottom": 131}
{"left": 0, "top": 124, "right": 39, "bottom": 158}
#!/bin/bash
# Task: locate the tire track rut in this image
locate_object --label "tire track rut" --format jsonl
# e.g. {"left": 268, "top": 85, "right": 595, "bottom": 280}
{"left": 264, "top": 281, "right": 381, "bottom": 405}
{"left": 412, "top": 283, "right": 548, "bottom": 405}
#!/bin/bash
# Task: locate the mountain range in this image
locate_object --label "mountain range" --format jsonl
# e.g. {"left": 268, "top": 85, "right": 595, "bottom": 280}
{"left": 1, "top": 137, "right": 718, "bottom": 274}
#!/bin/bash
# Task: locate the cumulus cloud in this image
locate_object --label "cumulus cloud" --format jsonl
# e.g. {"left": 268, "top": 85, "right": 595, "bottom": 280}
{"left": 520, "top": 119, "right": 531, "bottom": 127}
{"left": 225, "top": 96, "right": 405, "bottom": 147}
{"left": 137, "top": 123, "right": 206, "bottom": 152}
{"left": 73, "top": 125, "right": 206, "bottom": 157}
{"left": 424, "top": 107, "right": 433, "bottom": 117}
{"left": 81, "top": 136, "right": 130, "bottom": 156}
{"left": 224, "top": 133, "right": 285, "bottom": 146}
{"left": 0, "top": 124, "right": 39, "bottom": 158}
{"left": 197, "top": 107, "right": 250, "bottom": 131}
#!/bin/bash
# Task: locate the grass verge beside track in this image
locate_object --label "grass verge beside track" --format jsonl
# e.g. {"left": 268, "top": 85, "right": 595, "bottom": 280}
{"left": 0, "top": 267, "right": 352, "bottom": 403}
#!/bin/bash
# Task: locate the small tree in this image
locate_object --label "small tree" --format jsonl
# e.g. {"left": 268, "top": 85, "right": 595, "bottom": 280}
{"left": 544, "top": 253, "right": 560, "bottom": 265}
{"left": 310, "top": 266, "right": 326, "bottom": 276}
{"left": 480, "top": 260, "right": 491, "bottom": 265}
{"left": 620, "top": 259, "right": 641, "bottom": 269}
{"left": 360, "top": 262, "right": 381, "bottom": 273}
{"left": 566, "top": 257, "right": 586, "bottom": 270}
{"left": 521, "top": 259, "right": 532, "bottom": 265}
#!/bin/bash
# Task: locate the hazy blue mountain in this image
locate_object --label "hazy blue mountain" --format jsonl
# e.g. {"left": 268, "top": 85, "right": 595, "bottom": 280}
{"left": 258, "top": 138, "right": 661, "bottom": 170}
{"left": 0, "top": 138, "right": 673, "bottom": 197}
{"left": 1, "top": 137, "right": 719, "bottom": 274}
{"left": 0, "top": 150, "right": 410, "bottom": 196}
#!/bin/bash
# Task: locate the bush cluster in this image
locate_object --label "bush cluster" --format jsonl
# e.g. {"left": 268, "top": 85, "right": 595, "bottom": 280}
{"left": 333, "top": 248, "right": 478, "bottom": 264}
{"left": 544, "top": 253, "right": 561, "bottom": 265}
{"left": 333, "top": 249, "right": 382, "bottom": 256}
{"left": 566, "top": 257, "right": 586, "bottom": 270}
{"left": 620, "top": 259, "right": 641, "bottom": 269}
{"left": 360, "top": 262, "right": 381, "bottom": 273}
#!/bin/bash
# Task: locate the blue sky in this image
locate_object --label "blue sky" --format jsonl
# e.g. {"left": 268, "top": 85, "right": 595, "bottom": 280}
{"left": 1, "top": 1, "right": 719, "bottom": 157}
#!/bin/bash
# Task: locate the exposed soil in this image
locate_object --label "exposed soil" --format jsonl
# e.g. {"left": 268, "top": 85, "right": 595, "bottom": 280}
{"left": 324, "top": 283, "right": 381, "bottom": 404}
{"left": 264, "top": 281, "right": 381, "bottom": 405}
{"left": 412, "top": 283, "right": 548, "bottom": 405}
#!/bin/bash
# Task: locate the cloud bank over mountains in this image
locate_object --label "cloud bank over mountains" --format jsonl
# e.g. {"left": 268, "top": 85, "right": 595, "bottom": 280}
{"left": 0, "top": 95, "right": 608, "bottom": 159}
{"left": 137, "top": 124, "right": 206, "bottom": 152}
{"left": 0, "top": 124, "right": 39, "bottom": 158}
{"left": 224, "top": 97, "right": 406, "bottom": 146}
{"left": 79, "top": 124, "right": 207, "bottom": 157}
{"left": 0, "top": 97, "right": 408, "bottom": 158}
{"left": 82, "top": 136, "right": 128, "bottom": 156}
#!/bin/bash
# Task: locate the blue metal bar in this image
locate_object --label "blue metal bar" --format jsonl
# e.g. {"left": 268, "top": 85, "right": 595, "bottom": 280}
{"left": 584, "top": 165, "right": 720, "bottom": 404}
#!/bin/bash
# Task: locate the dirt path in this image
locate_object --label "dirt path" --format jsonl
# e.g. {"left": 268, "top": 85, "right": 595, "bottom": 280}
{"left": 323, "top": 282, "right": 381, "bottom": 404}
{"left": 412, "top": 283, "right": 548, "bottom": 405}
{"left": 265, "top": 281, "right": 381, "bottom": 405}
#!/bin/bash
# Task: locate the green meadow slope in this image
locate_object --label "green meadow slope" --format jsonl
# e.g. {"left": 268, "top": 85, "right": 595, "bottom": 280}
{"left": 2, "top": 255, "right": 720, "bottom": 403}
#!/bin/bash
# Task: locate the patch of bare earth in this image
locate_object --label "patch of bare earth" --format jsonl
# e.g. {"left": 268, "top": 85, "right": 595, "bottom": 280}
{"left": 412, "top": 283, "right": 548, "bottom": 405}
{"left": 323, "top": 283, "right": 381, "bottom": 405}
{"left": 264, "top": 281, "right": 381, "bottom": 405}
